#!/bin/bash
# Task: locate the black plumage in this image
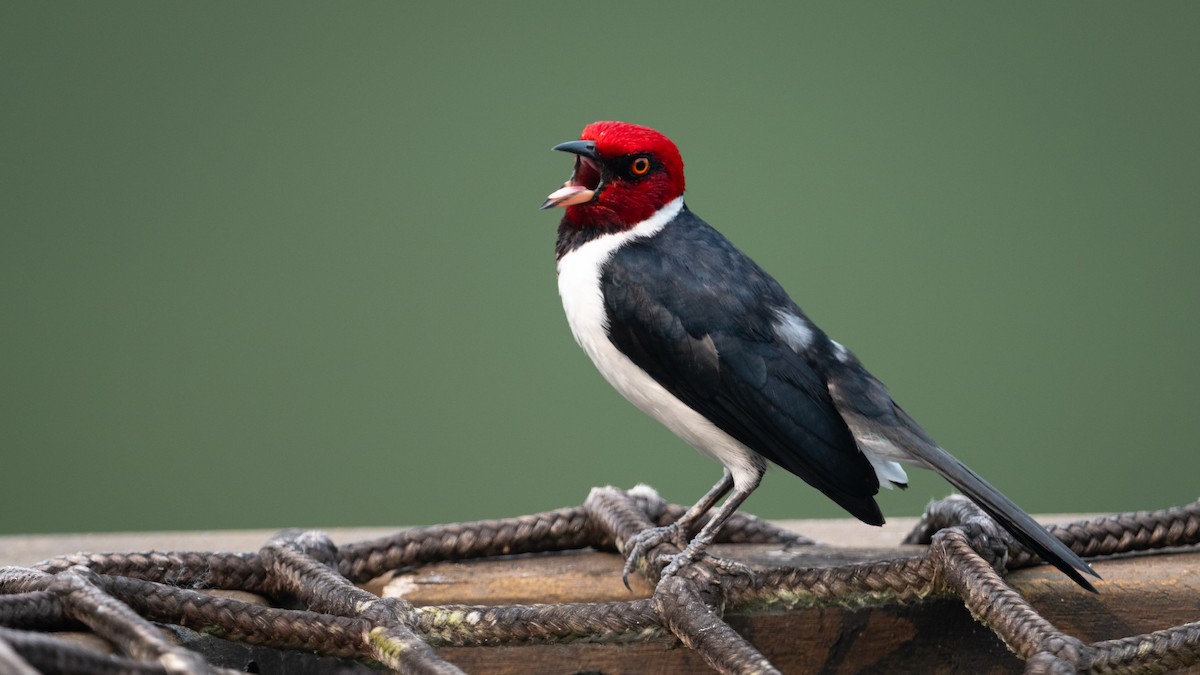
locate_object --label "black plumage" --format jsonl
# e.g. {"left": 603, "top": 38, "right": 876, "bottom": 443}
{"left": 596, "top": 205, "right": 1097, "bottom": 591}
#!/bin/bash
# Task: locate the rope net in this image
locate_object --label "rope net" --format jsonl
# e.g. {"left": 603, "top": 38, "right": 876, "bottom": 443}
{"left": 2, "top": 489, "right": 1198, "bottom": 674}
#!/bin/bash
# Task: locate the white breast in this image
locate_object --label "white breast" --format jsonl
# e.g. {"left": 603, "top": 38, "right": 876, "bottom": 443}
{"left": 555, "top": 197, "right": 764, "bottom": 491}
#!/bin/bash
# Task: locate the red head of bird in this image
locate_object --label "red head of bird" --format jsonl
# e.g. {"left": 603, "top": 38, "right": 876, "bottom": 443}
{"left": 542, "top": 121, "right": 686, "bottom": 230}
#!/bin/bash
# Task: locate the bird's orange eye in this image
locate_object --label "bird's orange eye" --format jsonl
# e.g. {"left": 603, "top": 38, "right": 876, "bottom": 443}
{"left": 630, "top": 157, "right": 651, "bottom": 176}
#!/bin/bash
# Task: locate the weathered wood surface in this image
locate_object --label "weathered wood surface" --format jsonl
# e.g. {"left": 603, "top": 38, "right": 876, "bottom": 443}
{"left": 381, "top": 543, "right": 1200, "bottom": 674}
{"left": 3, "top": 518, "right": 1198, "bottom": 673}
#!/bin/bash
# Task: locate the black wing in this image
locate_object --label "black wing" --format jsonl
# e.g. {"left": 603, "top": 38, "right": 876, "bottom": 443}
{"left": 601, "top": 208, "right": 886, "bottom": 524}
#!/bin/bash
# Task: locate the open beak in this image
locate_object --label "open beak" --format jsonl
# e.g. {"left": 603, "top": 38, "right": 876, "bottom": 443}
{"left": 541, "top": 140, "right": 602, "bottom": 209}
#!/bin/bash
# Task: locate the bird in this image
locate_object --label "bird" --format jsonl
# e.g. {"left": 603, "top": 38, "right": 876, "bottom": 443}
{"left": 541, "top": 120, "right": 1098, "bottom": 592}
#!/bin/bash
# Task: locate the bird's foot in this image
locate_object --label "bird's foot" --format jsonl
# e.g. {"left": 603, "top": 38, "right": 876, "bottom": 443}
{"left": 704, "top": 552, "right": 757, "bottom": 579}
{"left": 622, "top": 526, "right": 759, "bottom": 588}
{"left": 658, "top": 545, "right": 757, "bottom": 582}
{"left": 621, "top": 523, "right": 690, "bottom": 589}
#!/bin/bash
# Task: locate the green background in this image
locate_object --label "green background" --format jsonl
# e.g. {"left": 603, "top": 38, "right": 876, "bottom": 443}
{"left": 3, "top": 3, "right": 1197, "bottom": 535}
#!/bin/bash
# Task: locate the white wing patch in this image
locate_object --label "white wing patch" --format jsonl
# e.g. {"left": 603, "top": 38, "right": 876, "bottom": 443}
{"left": 830, "top": 340, "right": 850, "bottom": 363}
{"left": 772, "top": 309, "right": 815, "bottom": 352}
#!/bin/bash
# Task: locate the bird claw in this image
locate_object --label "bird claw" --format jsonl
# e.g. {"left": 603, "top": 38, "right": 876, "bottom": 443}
{"left": 621, "top": 524, "right": 758, "bottom": 589}
{"left": 655, "top": 545, "right": 758, "bottom": 586}
{"left": 701, "top": 553, "right": 757, "bottom": 579}
{"left": 620, "top": 523, "right": 689, "bottom": 589}
{"left": 656, "top": 545, "right": 703, "bottom": 580}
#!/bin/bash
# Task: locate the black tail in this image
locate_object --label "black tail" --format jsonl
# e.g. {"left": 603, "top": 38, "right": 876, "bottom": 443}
{"left": 820, "top": 353, "right": 1099, "bottom": 591}
{"left": 916, "top": 444, "right": 1099, "bottom": 592}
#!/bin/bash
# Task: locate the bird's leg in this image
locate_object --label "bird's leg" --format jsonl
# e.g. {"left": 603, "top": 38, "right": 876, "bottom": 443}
{"left": 658, "top": 485, "right": 754, "bottom": 580}
{"left": 621, "top": 470, "right": 733, "bottom": 588}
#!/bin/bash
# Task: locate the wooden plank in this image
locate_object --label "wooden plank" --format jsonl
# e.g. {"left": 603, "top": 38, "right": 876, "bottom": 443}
{"left": 382, "top": 544, "right": 1200, "bottom": 673}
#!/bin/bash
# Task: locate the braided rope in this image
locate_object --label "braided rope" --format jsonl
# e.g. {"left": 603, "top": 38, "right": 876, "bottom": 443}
{"left": 261, "top": 530, "right": 462, "bottom": 674}
{"left": 1, "top": 489, "right": 1197, "bottom": 674}
{"left": 413, "top": 600, "right": 664, "bottom": 646}
{"left": 0, "top": 626, "right": 173, "bottom": 675}
{"left": 1086, "top": 620, "right": 1200, "bottom": 674}
{"left": 1009, "top": 500, "right": 1200, "bottom": 570}
{"left": 337, "top": 506, "right": 600, "bottom": 583}
{"left": 655, "top": 572, "right": 780, "bottom": 675}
